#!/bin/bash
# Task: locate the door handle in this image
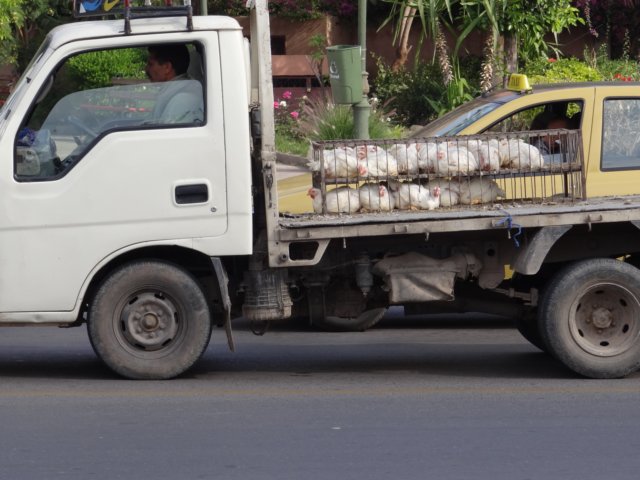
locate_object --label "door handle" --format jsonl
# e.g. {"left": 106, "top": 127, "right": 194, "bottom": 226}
{"left": 175, "top": 183, "right": 209, "bottom": 204}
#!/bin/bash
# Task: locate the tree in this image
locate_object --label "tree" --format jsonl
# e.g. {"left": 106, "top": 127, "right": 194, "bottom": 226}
{"left": 0, "top": 0, "right": 71, "bottom": 70}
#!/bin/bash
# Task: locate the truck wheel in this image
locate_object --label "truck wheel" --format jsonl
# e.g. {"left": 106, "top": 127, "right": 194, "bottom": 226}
{"left": 88, "top": 260, "right": 212, "bottom": 379}
{"left": 538, "top": 259, "right": 640, "bottom": 378}
{"left": 313, "top": 308, "right": 387, "bottom": 332}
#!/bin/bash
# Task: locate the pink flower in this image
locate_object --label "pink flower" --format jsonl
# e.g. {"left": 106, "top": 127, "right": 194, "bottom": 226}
{"left": 282, "top": 90, "right": 292, "bottom": 100}
{"left": 274, "top": 101, "right": 279, "bottom": 109}
{"left": 290, "top": 111, "right": 299, "bottom": 119}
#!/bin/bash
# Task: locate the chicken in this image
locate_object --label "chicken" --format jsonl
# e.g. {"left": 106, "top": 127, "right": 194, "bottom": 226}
{"left": 355, "top": 144, "right": 399, "bottom": 178}
{"left": 494, "top": 138, "right": 546, "bottom": 171}
{"left": 430, "top": 143, "right": 479, "bottom": 175}
{"left": 510, "top": 142, "right": 545, "bottom": 171}
{"left": 358, "top": 183, "right": 395, "bottom": 211}
{"left": 387, "top": 143, "right": 420, "bottom": 175}
{"left": 419, "top": 141, "right": 444, "bottom": 172}
{"left": 458, "top": 178, "right": 506, "bottom": 205}
{"left": 466, "top": 140, "right": 501, "bottom": 172}
{"left": 428, "top": 179, "right": 460, "bottom": 207}
{"left": 307, "top": 187, "right": 361, "bottom": 214}
{"left": 308, "top": 147, "right": 364, "bottom": 179}
{"left": 388, "top": 181, "right": 441, "bottom": 210}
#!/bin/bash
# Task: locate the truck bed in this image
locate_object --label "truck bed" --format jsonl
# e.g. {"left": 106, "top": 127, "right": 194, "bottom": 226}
{"left": 278, "top": 195, "right": 640, "bottom": 237}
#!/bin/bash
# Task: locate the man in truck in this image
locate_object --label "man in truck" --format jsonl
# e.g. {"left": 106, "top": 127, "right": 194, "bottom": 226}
{"left": 145, "top": 43, "right": 203, "bottom": 124}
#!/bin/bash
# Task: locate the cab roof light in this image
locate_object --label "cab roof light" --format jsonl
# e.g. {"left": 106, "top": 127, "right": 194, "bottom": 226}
{"left": 507, "top": 73, "right": 532, "bottom": 93}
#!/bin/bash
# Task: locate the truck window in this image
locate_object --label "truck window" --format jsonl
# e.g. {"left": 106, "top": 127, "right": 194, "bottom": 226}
{"left": 14, "top": 44, "right": 205, "bottom": 181}
{"left": 601, "top": 99, "right": 640, "bottom": 170}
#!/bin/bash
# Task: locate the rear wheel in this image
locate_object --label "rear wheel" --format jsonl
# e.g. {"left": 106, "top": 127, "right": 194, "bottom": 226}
{"left": 88, "top": 260, "right": 212, "bottom": 379}
{"left": 538, "top": 259, "right": 640, "bottom": 378}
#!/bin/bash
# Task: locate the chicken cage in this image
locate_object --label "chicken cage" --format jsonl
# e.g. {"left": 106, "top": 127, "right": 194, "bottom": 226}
{"left": 308, "top": 130, "right": 585, "bottom": 215}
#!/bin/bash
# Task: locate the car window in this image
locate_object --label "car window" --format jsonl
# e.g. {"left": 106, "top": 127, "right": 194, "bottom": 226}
{"left": 602, "top": 98, "right": 640, "bottom": 170}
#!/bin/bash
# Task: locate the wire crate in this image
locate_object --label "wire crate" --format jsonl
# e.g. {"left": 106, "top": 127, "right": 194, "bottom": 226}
{"left": 308, "top": 130, "right": 585, "bottom": 215}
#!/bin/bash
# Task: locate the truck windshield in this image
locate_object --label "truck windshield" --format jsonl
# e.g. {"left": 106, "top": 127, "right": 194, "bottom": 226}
{"left": 412, "top": 97, "right": 503, "bottom": 137}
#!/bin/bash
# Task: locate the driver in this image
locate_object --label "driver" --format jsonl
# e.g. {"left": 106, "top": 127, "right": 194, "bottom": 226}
{"left": 145, "top": 44, "right": 203, "bottom": 124}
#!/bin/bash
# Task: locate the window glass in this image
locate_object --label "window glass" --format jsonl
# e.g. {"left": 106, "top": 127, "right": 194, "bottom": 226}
{"left": 487, "top": 101, "right": 583, "bottom": 133}
{"left": 602, "top": 99, "right": 640, "bottom": 170}
{"left": 15, "top": 44, "right": 204, "bottom": 181}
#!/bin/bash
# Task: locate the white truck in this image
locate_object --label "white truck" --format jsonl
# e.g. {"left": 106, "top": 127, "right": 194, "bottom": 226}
{"left": 3, "top": 0, "right": 640, "bottom": 379}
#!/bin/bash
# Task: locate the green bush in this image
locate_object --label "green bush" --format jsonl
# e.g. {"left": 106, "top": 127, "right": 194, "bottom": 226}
{"left": 371, "top": 57, "right": 443, "bottom": 127}
{"left": 372, "top": 56, "right": 482, "bottom": 127}
{"left": 297, "top": 95, "right": 404, "bottom": 141}
{"left": 67, "top": 48, "right": 147, "bottom": 90}
{"left": 526, "top": 57, "right": 603, "bottom": 84}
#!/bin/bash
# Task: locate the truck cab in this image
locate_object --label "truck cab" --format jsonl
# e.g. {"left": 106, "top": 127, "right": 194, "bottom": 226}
{"left": 0, "top": 14, "right": 253, "bottom": 319}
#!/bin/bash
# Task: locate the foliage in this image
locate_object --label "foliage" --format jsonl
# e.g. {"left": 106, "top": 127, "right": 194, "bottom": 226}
{"left": 0, "top": 0, "right": 71, "bottom": 68}
{"left": 574, "top": 0, "right": 640, "bottom": 57}
{"left": 583, "top": 43, "right": 640, "bottom": 81}
{"left": 458, "top": 0, "right": 583, "bottom": 66}
{"left": 525, "top": 57, "right": 603, "bottom": 84}
{"left": 67, "top": 48, "right": 147, "bottom": 89}
{"left": 296, "top": 94, "right": 404, "bottom": 141}
{"left": 372, "top": 54, "right": 481, "bottom": 126}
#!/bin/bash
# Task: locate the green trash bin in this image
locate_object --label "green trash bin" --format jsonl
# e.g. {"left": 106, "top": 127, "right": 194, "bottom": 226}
{"left": 326, "top": 45, "right": 363, "bottom": 104}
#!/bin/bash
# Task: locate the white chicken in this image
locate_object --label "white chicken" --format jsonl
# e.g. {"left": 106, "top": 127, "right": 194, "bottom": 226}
{"left": 458, "top": 178, "right": 506, "bottom": 205}
{"left": 387, "top": 143, "right": 420, "bottom": 175}
{"left": 355, "top": 144, "right": 399, "bottom": 177}
{"left": 509, "top": 142, "right": 545, "bottom": 171}
{"left": 418, "top": 141, "right": 441, "bottom": 172}
{"left": 495, "top": 138, "right": 542, "bottom": 170}
{"left": 358, "top": 183, "right": 395, "bottom": 212}
{"left": 466, "top": 140, "right": 501, "bottom": 172}
{"left": 308, "top": 147, "right": 365, "bottom": 179}
{"left": 388, "top": 181, "right": 441, "bottom": 211}
{"left": 430, "top": 143, "right": 479, "bottom": 175}
{"left": 307, "top": 187, "right": 361, "bottom": 214}
{"left": 428, "top": 179, "right": 461, "bottom": 207}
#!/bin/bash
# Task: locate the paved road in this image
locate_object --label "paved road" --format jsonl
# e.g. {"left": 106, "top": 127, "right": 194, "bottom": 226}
{"left": 1, "top": 314, "right": 640, "bottom": 480}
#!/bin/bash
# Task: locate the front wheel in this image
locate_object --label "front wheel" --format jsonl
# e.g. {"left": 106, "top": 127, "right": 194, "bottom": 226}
{"left": 88, "top": 260, "right": 212, "bottom": 379}
{"left": 539, "top": 259, "right": 640, "bottom": 378}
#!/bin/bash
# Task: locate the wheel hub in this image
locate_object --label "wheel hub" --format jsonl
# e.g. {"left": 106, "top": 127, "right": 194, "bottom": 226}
{"left": 590, "top": 306, "right": 613, "bottom": 329}
{"left": 570, "top": 282, "right": 640, "bottom": 357}
{"left": 121, "top": 292, "right": 179, "bottom": 350}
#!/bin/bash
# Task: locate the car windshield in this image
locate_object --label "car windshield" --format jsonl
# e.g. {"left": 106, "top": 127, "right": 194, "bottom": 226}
{"left": 412, "top": 97, "right": 504, "bottom": 137}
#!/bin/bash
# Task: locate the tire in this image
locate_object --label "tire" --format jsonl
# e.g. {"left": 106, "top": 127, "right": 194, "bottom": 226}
{"left": 313, "top": 307, "right": 387, "bottom": 332}
{"left": 538, "top": 259, "right": 640, "bottom": 379}
{"left": 514, "top": 308, "right": 547, "bottom": 352}
{"left": 88, "top": 260, "right": 212, "bottom": 380}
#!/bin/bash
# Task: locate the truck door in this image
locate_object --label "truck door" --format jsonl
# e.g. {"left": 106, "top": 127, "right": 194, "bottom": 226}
{"left": 0, "top": 35, "right": 229, "bottom": 313}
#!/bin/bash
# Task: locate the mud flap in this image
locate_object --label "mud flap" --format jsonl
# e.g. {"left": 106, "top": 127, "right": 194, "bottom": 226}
{"left": 211, "top": 257, "right": 234, "bottom": 351}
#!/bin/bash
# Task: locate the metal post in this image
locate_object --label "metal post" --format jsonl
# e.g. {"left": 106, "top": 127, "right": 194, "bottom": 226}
{"left": 200, "top": 0, "right": 207, "bottom": 15}
{"left": 353, "top": 0, "right": 370, "bottom": 139}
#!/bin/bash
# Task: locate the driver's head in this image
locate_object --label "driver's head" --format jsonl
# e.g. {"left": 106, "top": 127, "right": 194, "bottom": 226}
{"left": 145, "top": 44, "right": 189, "bottom": 82}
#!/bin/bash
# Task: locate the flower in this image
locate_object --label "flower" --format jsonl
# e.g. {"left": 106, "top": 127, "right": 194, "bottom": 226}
{"left": 290, "top": 111, "right": 299, "bottom": 119}
{"left": 282, "top": 90, "right": 292, "bottom": 100}
{"left": 547, "top": 58, "right": 557, "bottom": 63}
{"left": 279, "top": 100, "right": 287, "bottom": 108}
{"left": 274, "top": 101, "right": 279, "bottom": 109}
